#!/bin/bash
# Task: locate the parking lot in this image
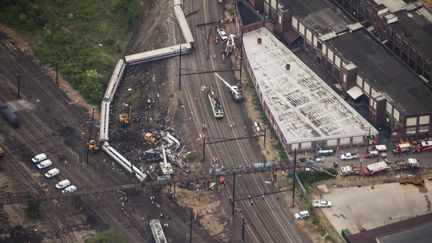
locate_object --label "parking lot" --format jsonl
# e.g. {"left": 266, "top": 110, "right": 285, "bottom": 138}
{"left": 319, "top": 180, "right": 432, "bottom": 235}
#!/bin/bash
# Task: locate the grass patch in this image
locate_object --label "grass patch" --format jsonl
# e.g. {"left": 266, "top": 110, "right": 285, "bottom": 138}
{"left": 86, "top": 229, "right": 127, "bottom": 243}
{"left": 243, "top": 70, "right": 288, "bottom": 161}
{"left": 0, "top": 0, "right": 144, "bottom": 104}
{"left": 297, "top": 171, "right": 333, "bottom": 190}
{"left": 25, "top": 200, "right": 41, "bottom": 220}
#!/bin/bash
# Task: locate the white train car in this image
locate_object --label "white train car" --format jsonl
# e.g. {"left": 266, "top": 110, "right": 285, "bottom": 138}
{"left": 99, "top": 99, "right": 111, "bottom": 141}
{"left": 102, "top": 142, "right": 147, "bottom": 181}
{"left": 104, "top": 59, "right": 126, "bottom": 101}
{"left": 149, "top": 219, "right": 167, "bottom": 243}
{"left": 173, "top": 4, "right": 195, "bottom": 47}
{"left": 125, "top": 43, "right": 191, "bottom": 65}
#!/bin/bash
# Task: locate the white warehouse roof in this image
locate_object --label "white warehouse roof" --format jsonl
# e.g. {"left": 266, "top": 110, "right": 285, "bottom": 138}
{"left": 243, "top": 28, "right": 377, "bottom": 144}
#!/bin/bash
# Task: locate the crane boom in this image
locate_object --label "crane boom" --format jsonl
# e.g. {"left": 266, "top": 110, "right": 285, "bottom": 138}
{"left": 215, "top": 73, "right": 240, "bottom": 96}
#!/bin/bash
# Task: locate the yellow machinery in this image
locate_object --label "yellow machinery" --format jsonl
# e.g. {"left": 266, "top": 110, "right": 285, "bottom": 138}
{"left": 0, "top": 145, "right": 5, "bottom": 157}
{"left": 119, "top": 106, "right": 132, "bottom": 126}
{"left": 143, "top": 132, "right": 159, "bottom": 146}
{"left": 87, "top": 140, "right": 100, "bottom": 153}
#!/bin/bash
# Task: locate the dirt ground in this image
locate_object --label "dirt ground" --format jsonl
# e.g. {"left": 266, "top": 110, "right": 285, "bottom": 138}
{"left": 321, "top": 180, "right": 432, "bottom": 235}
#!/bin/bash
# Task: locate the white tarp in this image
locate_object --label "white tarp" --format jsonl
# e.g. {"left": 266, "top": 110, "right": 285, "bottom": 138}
{"left": 347, "top": 86, "right": 363, "bottom": 100}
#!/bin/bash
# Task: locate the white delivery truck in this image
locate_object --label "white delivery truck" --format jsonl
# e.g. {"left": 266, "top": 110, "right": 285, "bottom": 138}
{"left": 37, "top": 159, "right": 52, "bottom": 169}
{"left": 374, "top": 145, "right": 387, "bottom": 152}
{"left": 32, "top": 153, "right": 47, "bottom": 163}
{"left": 44, "top": 168, "right": 59, "bottom": 178}
{"left": 62, "top": 185, "right": 77, "bottom": 193}
{"left": 55, "top": 179, "right": 71, "bottom": 189}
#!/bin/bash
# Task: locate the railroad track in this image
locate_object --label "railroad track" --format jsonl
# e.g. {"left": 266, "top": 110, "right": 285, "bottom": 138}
{"left": 0, "top": 34, "right": 153, "bottom": 241}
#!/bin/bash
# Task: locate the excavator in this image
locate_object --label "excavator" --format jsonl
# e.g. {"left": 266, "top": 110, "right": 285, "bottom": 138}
{"left": 144, "top": 132, "right": 160, "bottom": 146}
{"left": 87, "top": 139, "right": 100, "bottom": 153}
{"left": 119, "top": 106, "right": 132, "bottom": 126}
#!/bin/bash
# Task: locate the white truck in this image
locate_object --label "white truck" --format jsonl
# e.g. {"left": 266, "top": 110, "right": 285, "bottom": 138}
{"left": 294, "top": 210, "right": 309, "bottom": 219}
{"left": 312, "top": 199, "right": 332, "bottom": 208}
{"left": 44, "top": 168, "right": 59, "bottom": 178}
{"left": 37, "top": 159, "right": 52, "bottom": 169}
{"left": 55, "top": 179, "right": 71, "bottom": 189}
{"left": 32, "top": 153, "right": 47, "bottom": 163}
{"left": 62, "top": 185, "right": 77, "bottom": 193}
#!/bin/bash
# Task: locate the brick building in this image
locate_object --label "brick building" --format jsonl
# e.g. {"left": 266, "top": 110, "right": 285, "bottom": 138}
{"left": 244, "top": 0, "right": 432, "bottom": 141}
{"left": 332, "top": 0, "right": 432, "bottom": 83}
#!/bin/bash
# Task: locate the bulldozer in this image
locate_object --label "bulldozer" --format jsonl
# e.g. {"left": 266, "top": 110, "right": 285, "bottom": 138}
{"left": 119, "top": 106, "right": 132, "bottom": 126}
{"left": 87, "top": 140, "right": 100, "bottom": 153}
{"left": 143, "top": 132, "right": 159, "bottom": 146}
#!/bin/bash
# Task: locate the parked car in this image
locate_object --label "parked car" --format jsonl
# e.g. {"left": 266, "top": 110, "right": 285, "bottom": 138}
{"left": 55, "top": 179, "right": 71, "bottom": 189}
{"left": 294, "top": 210, "right": 309, "bottom": 219}
{"left": 37, "top": 159, "right": 52, "bottom": 169}
{"left": 62, "top": 185, "right": 77, "bottom": 193}
{"left": 340, "top": 152, "right": 359, "bottom": 160}
{"left": 31, "top": 153, "right": 47, "bottom": 163}
{"left": 216, "top": 27, "right": 228, "bottom": 41}
{"left": 364, "top": 150, "right": 379, "bottom": 158}
{"left": 44, "top": 168, "right": 60, "bottom": 178}
{"left": 312, "top": 200, "right": 332, "bottom": 208}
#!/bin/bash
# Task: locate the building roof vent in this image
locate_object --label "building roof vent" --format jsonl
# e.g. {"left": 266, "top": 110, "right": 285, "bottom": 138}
{"left": 286, "top": 64, "right": 291, "bottom": 70}
{"left": 257, "top": 37, "right": 262, "bottom": 44}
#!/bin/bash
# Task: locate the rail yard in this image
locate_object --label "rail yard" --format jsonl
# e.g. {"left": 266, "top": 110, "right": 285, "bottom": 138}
{"left": 1, "top": 0, "right": 432, "bottom": 243}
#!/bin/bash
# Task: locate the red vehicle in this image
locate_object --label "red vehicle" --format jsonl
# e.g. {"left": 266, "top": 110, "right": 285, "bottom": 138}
{"left": 363, "top": 161, "right": 390, "bottom": 175}
{"left": 392, "top": 143, "right": 411, "bottom": 154}
{"left": 420, "top": 141, "right": 432, "bottom": 152}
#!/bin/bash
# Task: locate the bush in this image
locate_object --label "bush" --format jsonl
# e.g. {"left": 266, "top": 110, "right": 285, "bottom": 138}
{"left": 25, "top": 200, "right": 41, "bottom": 220}
{"left": 297, "top": 171, "right": 333, "bottom": 189}
{"left": 86, "top": 229, "right": 127, "bottom": 243}
{"left": 0, "top": 0, "right": 143, "bottom": 105}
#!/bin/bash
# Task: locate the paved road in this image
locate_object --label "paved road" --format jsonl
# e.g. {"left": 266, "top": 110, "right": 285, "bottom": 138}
{"left": 166, "top": 1, "right": 313, "bottom": 242}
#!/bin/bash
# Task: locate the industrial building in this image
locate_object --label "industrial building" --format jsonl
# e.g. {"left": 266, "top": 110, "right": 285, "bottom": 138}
{"left": 242, "top": 27, "right": 377, "bottom": 152}
{"left": 332, "top": 0, "right": 432, "bottom": 83}
{"left": 243, "top": 0, "right": 432, "bottom": 141}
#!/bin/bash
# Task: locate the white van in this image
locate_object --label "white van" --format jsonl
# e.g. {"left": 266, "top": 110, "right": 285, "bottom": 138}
{"left": 37, "top": 159, "right": 52, "bottom": 169}
{"left": 44, "top": 168, "right": 59, "bottom": 178}
{"left": 55, "top": 179, "right": 70, "bottom": 189}
{"left": 62, "top": 185, "right": 77, "bottom": 193}
{"left": 32, "top": 153, "right": 47, "bottom": 163}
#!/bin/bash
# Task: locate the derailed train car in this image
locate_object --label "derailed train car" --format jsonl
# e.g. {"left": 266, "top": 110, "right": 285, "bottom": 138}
{"left": 0, "top": 102, "right": 19, "bottom": 128}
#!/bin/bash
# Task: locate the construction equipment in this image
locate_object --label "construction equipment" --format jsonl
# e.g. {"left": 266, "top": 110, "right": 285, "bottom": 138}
{"left": 215, "top": 73, "right": 244, "bottom": 102}
{"left": 119, "top": 106, "right": 132, "bottom": 126}
{"left": 0, "top": 145, "right": 5, "bottom": 157}
{"left": 399, "top": 178, "right": 424, "bottom": 186}
{"left": 144, "top": 132, "right": 160, "bottom": 146}
{"left": 87, "top": 140, "right": 100, "bottom": 153}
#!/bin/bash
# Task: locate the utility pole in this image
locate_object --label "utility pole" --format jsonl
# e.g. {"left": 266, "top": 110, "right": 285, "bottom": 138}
{"left": 55, "top": 63, "right": 59, "bottom": 86}
{"left": 179, "top": 45, "right": 182, "bottom": 91}
{"left": 189, "top": 208, "right": 193, "bottom": 243}
{"left": 291, "top": 149, "right": 297, "bottom": 208}
{"left": 85, "top": 107, "right": 95, "bottom": 165}
{"left": 241, "top": 217, "right": 245, "bottom": 242}
{"left": 16, "top": 73, "right": 20, "bottom": 98}
{"left": 239, "top": 30, "right": 244, "bottom": 83}
{"left": 202, "top": 137, "right": 206, "bottom": 161}
{"left": 232, "top": 171, "right": 236, "bottom": 217}
{"left": 366, "top": 126, "right": 371, "bottom": 154}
